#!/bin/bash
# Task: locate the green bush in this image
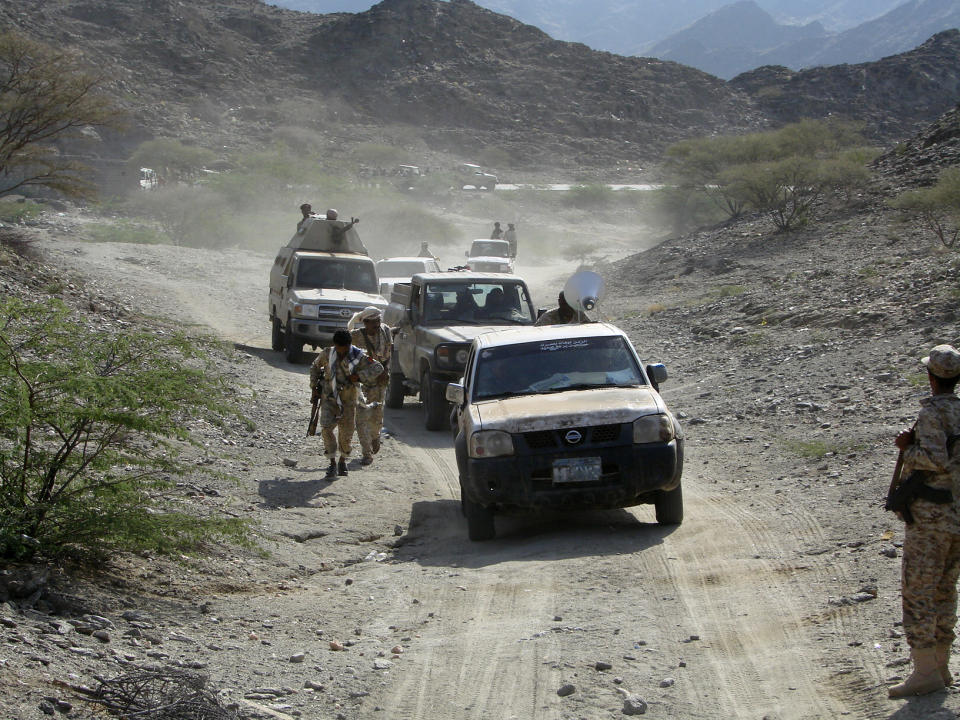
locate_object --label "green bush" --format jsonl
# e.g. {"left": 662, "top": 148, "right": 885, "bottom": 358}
{"left": 0, "top": 197, "right": 44, "bottom": 223}
{"left": 128, "top": 139, "right": 218, "bottom": 184}
{"left": 891, "top": 167, "right": 960, "bottom": 248}
{"left": 0, "top": 297, "right": 250, "bottom": 560}
{"left": 664, "top": 120, "right": 868, "bottom": 229}
{"left": 85, "top": 220, "right": 166, "bottom": 245}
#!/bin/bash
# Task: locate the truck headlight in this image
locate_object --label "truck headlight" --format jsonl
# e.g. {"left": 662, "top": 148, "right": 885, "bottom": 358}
{"left": 632, "top": 414, "right": 674, "bottom": 444}
{"left": 469, "top": 430, "right": 514, "bottom": 458}
{"left": 293, "top": 303, "right": 319, "bottom": 319}
{"left": 436, "top": 344, "right": 469, "bottom": 367}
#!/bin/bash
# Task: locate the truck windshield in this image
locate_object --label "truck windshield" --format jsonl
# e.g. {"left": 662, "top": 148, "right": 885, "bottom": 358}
{"left": 296, "top": 258, "right": 377, "bottom": 293}
{"left": 469, "top": 241, "right": 509, "bottom": 257}
{"left": 473, "top": 336, "right": 646, "bottom": 401}
{"left": 423, "top": 281, "right": 535, "bottom": 325}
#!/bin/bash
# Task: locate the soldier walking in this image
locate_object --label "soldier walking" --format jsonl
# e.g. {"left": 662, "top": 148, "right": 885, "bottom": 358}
{"left": 889, "top": 344, "right": 960, "bottom": 697}
{"left": 310, "top": 329, "right": 384, "bottom": 478}
{"left": 350, "top": 307, "right": 393, "bottom": 466}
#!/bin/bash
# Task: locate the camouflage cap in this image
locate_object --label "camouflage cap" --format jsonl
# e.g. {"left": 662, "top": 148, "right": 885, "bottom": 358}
{"left": 922, "top": 344, "right": 960, "bottom": 379}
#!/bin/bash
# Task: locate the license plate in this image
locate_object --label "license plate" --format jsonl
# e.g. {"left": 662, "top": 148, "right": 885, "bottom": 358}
{"left": 552, "top": 457, "right": 601, "bottom": 484}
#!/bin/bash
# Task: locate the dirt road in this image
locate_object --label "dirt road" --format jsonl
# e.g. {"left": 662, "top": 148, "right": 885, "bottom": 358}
{"left": 19, "top": 235, "right": 953, "bottom": 720}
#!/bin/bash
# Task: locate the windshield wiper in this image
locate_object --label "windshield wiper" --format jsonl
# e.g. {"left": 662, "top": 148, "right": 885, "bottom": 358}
{"left": 539, "top": 383, "right": 614, "bottom": 393}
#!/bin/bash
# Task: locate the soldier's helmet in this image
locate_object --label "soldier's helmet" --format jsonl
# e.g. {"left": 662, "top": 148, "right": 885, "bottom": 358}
{"left": 326, "top": 209, "right": 339, "bottom": 220}
{"left": 922, "top": 345, "right": 960, "bottom": 379}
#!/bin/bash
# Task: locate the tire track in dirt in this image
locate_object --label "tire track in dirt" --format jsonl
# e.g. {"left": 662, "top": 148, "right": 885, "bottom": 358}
{"left": 378, "top": 418, "right": 563, "bottom": 719}
{"left": 639, "top": 477, "right": 889, "bottom": 719}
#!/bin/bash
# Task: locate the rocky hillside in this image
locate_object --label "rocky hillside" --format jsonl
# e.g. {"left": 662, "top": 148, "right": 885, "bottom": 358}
{"left": 0, "top": 0, "right": 758, "bottom": 170}
{"left": 875, "top": 102, "right": 960, "bottom": 186}
{"left": 731, "top": 29, "right": 960, "bottom": 140}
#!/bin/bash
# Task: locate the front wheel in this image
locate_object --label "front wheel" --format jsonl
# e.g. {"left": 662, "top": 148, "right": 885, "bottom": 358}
{"left": 271, "top": 315, "right": 285, "bottom": 352}
{"left": 463, "top": 495, "right": 495, "bottom": 541}
{"left": 654, "top": 483, "right": 683, "bottom": 525}
{"left": 386, "top": 373, "right": 405, "bottom": 409}
{"left": 285, "top": 322, "right": 303, "bottom": 364}
{"left": 421, "top": 370, "right": 448, "bottom": 431}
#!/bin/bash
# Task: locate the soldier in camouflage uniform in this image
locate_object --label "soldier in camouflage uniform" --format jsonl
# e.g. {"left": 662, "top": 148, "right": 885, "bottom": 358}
{"left": 310, "top": 329, "right": 383, "bottom": 478}
{"left": 889, "top": 344, "right": 960, "bottom": 698}
{"left": 350, "top": 307, "right": 392, "bottom": 466}
{"left": 535, "top": 291, "right": 591, "bottom": 326}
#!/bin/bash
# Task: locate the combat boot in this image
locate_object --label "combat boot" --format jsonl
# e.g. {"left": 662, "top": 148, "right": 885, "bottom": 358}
{"left": 889, "top": 648, "right": 946, "bottom": 697}
{"left": 337, "top": 457, "right": 348, "bottom": 476}
{"left": 325, "top": 459, "right": 337, "bottom": 478}
{"left": 936, "top": 643, "right": 953, "bottom": 685}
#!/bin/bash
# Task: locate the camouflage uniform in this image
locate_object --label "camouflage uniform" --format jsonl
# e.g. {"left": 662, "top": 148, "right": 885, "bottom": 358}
{"left": 310, "top": 346, "right": 383, "bottom": 460}
{"left": 535, "top": 307, "right": 592, "bottom": 326}
{"left": 901, "top": 393, "right": 960, "bottom": 650}
{"left": 351, "top": 324, "right": 392, "bottom": 459}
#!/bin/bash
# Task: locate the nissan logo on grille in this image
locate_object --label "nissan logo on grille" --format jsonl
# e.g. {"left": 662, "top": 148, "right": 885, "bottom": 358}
{"left": 564, "top": 430, "right": 583, "bottom": 445}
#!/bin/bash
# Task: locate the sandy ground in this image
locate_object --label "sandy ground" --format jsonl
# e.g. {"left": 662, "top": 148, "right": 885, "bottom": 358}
{"left": 3, "top": 200, "right": 959, "bottom": 719}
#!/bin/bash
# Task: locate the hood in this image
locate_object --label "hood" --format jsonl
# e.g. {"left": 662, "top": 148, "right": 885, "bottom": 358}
{"left": 291, "top": 288, "right": 387, "bottom": 306}
{"left": 475, "top": 387, "right": 663, "bottom": 433}
{"left": 423, "top": 325, "right": 516, "bottom": 344}
{"left": 469, "top": 255, "right": 511, "bottom": 264}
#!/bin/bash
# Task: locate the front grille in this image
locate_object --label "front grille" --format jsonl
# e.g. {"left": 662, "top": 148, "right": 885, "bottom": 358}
{"left": 521, "top": 423, "right": 624, "bottom": 449}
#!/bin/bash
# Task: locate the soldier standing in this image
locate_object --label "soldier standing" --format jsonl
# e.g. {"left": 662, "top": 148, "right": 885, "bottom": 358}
{"left": 889, "top": 344, "right": 960, "bottom": 697}
{"left": 503, "top": 223, "right": 518, "bottom": 258}
{"left": 310, "top": 329, "right": 384, "bottom": 478}
{"left": 350, "top": 307, "right": 393, "bottom": 466}
{"left": 490, "top": 221, "right": 503, "bottom": 239}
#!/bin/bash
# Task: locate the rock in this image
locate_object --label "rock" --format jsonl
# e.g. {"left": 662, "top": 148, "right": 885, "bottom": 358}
{"left": 394, "top": 525, "right": 403, "bottom": 536}
{"left": 557, "top": 683, "right": 576, "bottom": 697}
{"left": 289, "top": 652, "right": 306, "bottom": 663}
{"left": 660, "top": 677, "right": 675, "bottom": 687}
{"left": 373, "top": 659, "right": 392, "bottom": 670}
{"left": 329, "top": 640, "right": 345, "bottom": 651}
{"left": 283, "top": 457, "right": 298, "bottom": 467}
{"left": 92, "top": 630, "right": 110, "bottom": 643}
{"left": 390, "top": 645, "right": 404, "bottom": 654}
{"left": 880, "top": 546, "right": 898, "bottom": 558}
{"left": 38, "top": 701, "right": 55, "bottom": 715}
{"left": 305, "top": 680, "right": 325, "bottom": 691}
{"left": 595, "top": 661, "right": 613, "bottom": 671}
{"left": 553, "top": 615, "right": 563, "bottom": 622}
{"left": 622, "top": 694, "right": 647, "bottom": 715}
{"left": 0, "top": 617, "right": 16, "bottom": 628}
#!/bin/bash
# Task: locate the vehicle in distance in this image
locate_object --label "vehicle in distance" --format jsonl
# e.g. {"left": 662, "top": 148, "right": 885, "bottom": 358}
{"left": 458, "top": 162, "right": 497, "bottom": 191}
{"left": 447, "top": 323, "right": 684, "bottom": 540}
{"left": 383, "top": 271, "right": 536, "bottom": 430}
{"left": 465, "top": 239, "right": 514, "bottom": 274}
{"left": 376, "top": 256, "right": 441, "bottom": 299}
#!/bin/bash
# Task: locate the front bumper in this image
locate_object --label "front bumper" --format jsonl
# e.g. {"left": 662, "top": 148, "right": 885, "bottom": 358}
{"left": 461, "top": 425, "right": 682, "bottom": 511}
{"left": 290, "top": 317, "right": 348, "bottom": 346}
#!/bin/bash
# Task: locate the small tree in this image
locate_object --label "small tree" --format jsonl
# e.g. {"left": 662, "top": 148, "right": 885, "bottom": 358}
{"left": 0, "top": 30, "right": 120, "bottom": 198}
{"left": 0, "top": 297, "right": 249, "bottom": 560}
{"left": 891, "top": 167, "right": 960, "bottom": 248}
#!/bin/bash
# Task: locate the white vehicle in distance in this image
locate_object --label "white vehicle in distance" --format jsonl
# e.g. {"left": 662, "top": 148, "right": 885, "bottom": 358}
{"left": 465, "top": 239, "right": 514, "bottom": 274}
{"left": 376, "top": 256, "right": 442, "bottom": 298}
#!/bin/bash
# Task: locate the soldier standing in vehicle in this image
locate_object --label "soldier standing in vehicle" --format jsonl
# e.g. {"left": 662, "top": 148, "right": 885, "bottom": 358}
{"left": 310, "top": 329, "right": 384, "bottom": 478}
{"left": 350, "top": 307, "right": 392, "bottom": 466}
{"left": 503, "top": 223, "right": 518, "bottom": 258}
{"left": 888, "top": 344, "right": 960, "bottom": 698}
{"left": 297, "top": 203, "right": 313, "bottom": 231}
{"left": 490, "top": 221, "right": 503, "bottom": 239}
{"left": 535, "top": 291, "right": 591, "bottom": 326}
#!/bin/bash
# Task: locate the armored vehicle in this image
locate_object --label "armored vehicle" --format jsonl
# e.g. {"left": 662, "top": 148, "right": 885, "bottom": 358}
{"left": 268, "top": 216, "right": 386, "bottom": 363}
{"left": 382, "top": 271, "right": 536, "bottom": 430}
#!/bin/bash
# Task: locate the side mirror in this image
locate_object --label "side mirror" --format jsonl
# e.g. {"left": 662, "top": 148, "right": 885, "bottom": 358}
{"left": 405, "top": 308, "right": 413, "bottom": 323}
{"left": 464, "top": 250, "right": 469, "bottom": 258}
{"left": 646, "top": 363, "right": 668, "bottom": 392}
{"left": 446, "top": 382, "right": 465, "bottom": 404}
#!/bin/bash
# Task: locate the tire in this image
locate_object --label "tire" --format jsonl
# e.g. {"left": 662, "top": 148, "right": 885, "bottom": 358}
{"left": 271, "top": 315, "right": 285, "bottom": 352}
{"left": 421, "top": 369, "right": 448, "bottom": 431}
{"left": 386, "top": 373, "right": 405, "bottom": 409}
{"left": 654, "top": 483, "right": 683, "bottom": 525}
{"left": 285, "top": 322, "right": 303, "bottom": 364}
{"left": 464, "top": 495, "right": 495, "bottom": 541}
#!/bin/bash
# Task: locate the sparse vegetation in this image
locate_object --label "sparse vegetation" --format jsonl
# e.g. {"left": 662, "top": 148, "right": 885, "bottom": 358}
{"left": 0, "top": 29, "right": 120, "bottom": 199}
{"left": 664, "top": 120, "right": 874, "bottom": 232}
{"left": 0, "top": 196, "right": 43, "bottom": 223}
{"left": 0, "top": 297, "right": 251, "bottom": 560}
{"left": 890, "top": 166, "right": 960, "bottom": 248}
{"left": 85, "top": 220, "right": 166, "bottom": 245}
{"left": 128, "top": 139, "right": 218, "bottom": 185}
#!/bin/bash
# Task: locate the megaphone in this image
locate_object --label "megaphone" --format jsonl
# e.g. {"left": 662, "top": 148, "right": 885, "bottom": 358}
{"left": 563, "top": 270, "right": 605, "bottom": 314}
